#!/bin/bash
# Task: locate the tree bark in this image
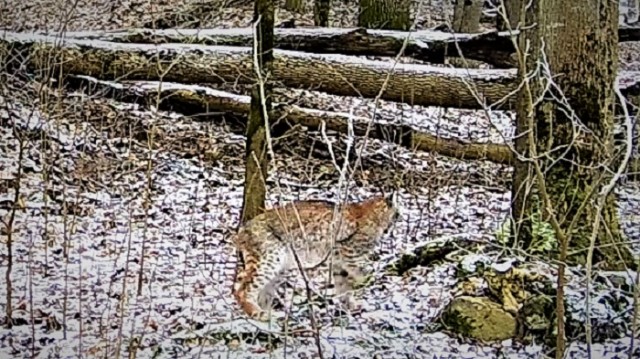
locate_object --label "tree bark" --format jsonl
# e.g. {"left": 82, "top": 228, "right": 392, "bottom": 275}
{"left": 314, "top": 0, "right": 330, "bottom": 26}
{"left": 285, "top": 0, "right": 305, "bottom": 13}
{"left": 509, "top": 0, "right": 535, "bottom": 262}
{"left": 241, "top": 0, "right": 274, "bottom": 224}
{"left": 358, "top": 0, "right": 411, "bottom": 30}
{"left": 512, "top": 3, "right": 636, "bottom": 355}
{"left": 453, "top": 0, "right": 483, "bottom": 33}
{"left": 626, "top": 0, "right": 640, "bottom": 23}
{"left": 512, "top": 0, "right": 635, "bottom": 271}
{"left": 496, "top": 0, "right": 523, "bottom": 31}
{"left": 142, "top": 0, "right": 228, "bottom": 29}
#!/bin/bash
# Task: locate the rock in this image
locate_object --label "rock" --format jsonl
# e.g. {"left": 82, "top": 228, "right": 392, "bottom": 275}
{"left": 441, "top": 296, "right": 517, "bottom": 342}
{"left": 517, "top": 294, "right": 555, "bottom": 345}
{"left": 519, "top": 294, "right": 554, "bottom": 332}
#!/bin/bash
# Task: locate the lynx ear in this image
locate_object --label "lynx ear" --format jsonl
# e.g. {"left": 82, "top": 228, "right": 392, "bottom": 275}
{"left": 384, "top": 189, "right": 399, "bottom": 209}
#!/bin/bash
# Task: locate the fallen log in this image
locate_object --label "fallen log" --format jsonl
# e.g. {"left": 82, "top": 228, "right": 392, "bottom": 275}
{"left": 0, "top": 31, "right": 518, "bottom": 110}
{"left": 619, "top": 26, "right": 640, "bottom": 42}
{"left": 63, "top": 27, "right": 517, "bottom": 68}
{"left": 68, "top": 75, "right": 515, "bottom": 165}
{"left": 2, "top": 31, "right": 640, "bottom": 111}
{"left": 62, "top": 26, "right": 640, "bottom": 69}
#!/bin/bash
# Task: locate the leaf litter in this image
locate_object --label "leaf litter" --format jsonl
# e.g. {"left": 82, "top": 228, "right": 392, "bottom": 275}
{"left": 1, "top": 0, "right": 639, "bottom": 357}
{"left": 1, "top": 72, "right": 639, "bottom": 359}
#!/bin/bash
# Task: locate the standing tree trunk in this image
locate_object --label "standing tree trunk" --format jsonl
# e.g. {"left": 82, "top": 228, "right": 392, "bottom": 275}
{"left": 358, "top": 0, "right": 411, "bottom": 30}
{"left": 496, "top": 0, "right": 523, "bottom": 31}
{"left": 285, "top": 0, "right": 305, "bottom": 13}
{"left": 513, "top": 1, "right": 635, "bottom": 355}
{"left": 241, "top": 0, "right": 275, "bottom": 224}
{"left": 448, "top": 0, "right": 483, "bottom": 68}
{"left": 314, "top": 0, "right": 330, "bottom": 26}
{"left": 509, "top": 0, "right": 533, "bottom": 266}
{"left": 512, "top": 0, "right": 634, "bottom": 269}
{"left": 452, "top": 0, "right": 483, "bottom": 33}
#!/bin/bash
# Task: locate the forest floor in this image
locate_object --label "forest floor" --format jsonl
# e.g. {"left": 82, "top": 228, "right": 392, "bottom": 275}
{"left": 1, "top": 0, "right": 639, "bottom": 358}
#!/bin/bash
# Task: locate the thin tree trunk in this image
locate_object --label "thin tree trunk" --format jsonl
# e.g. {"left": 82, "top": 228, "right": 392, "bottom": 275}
{"left": 358, "top": 0, "right": 411, "bottom": 30}
{"left": 496, "top": 0, "right": 523, "bottom": 31}
{"left": 452, "top": 0, "right": 483, "bottom": 33}
{"left": 285, "top": 0, "right": 305, "bottom": 13}
{"left": 509, "top": 0, "right": 534, "bottom": 259}
{"left": 314, "top": 0, "right": 330, "bottom": 26}
{"left": 627, "top": 0, "right": 639, "bottom": 23}
{"left": 241, "top": 0, "right": 274, "bottom": 224}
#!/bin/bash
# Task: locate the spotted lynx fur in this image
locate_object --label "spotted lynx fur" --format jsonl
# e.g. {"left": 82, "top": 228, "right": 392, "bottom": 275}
{"left": 232, "top": 193, "right": 398, "bottom": 321}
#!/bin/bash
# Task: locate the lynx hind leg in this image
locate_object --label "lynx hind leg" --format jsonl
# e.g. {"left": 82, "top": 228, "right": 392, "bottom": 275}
{"left": 234, "top": 246, "right": 287, "bottom": 321}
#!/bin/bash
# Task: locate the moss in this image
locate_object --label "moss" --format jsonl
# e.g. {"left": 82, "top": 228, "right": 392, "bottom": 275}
{"left": 441, "top": 296, "right": 517, "bottom": 342}
{"left": 517, "top": 294, "right": 555, "bottom": 344}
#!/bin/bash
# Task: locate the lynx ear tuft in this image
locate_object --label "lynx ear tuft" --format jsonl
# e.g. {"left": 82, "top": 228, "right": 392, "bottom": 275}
{"left": 384, "top": 190, "right": 399, "bottom": 209}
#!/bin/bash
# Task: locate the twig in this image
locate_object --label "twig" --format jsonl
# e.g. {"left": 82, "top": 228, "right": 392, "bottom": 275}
{"left": 584, "top": 81, "right": 637, "bottom": 353}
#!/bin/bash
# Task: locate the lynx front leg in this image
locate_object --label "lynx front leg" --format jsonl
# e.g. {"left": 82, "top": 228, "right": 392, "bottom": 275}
{"left": 331, "top": 262, "right": 366, "bottom": 312}
{"left": 234, "top": 247, "right": 287, "bottom": 321}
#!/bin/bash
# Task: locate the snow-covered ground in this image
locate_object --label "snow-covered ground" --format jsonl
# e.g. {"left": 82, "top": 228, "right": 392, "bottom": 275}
{"left": 1, "top": 74, "right": 638, "bottom": 358}
{"left": 1, "top": 0, "right": 640, "bottom": 357}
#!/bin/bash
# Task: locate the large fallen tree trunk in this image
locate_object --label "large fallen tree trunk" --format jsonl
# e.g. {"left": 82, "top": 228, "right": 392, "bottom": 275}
{"left": 63, "top": 27, "right": 517, "bottom": 68}
{"left": 62, "top": 26, "right": 640, "bottom": 69}
{"left": 4, "top": 32, "right": 640, "bottom": 111}
{"left": 0, "top": 31, "right": 516, "bottom": 109}
{"left": 69, "top": 75, "right": 515, "bottom": 164}
{"left": 69, "top": 75, "right": 640, "bottom": 174}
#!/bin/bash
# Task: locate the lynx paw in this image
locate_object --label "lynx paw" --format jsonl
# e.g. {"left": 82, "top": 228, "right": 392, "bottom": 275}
{"left": 249, "top": 310, "right": 271, "bottom": 322}
{"left": 240, "top": 304, "right": 272, "bottom": 322}
{"left": 335, "top": 293, "right": 362, "bottom": 314}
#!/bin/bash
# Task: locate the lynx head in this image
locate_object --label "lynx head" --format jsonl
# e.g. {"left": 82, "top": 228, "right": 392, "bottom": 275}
{"left": 347, "top": 191, "right": 399, "bottom": 238}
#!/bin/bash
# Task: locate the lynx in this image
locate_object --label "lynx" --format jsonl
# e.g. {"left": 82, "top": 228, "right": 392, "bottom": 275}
{"left": 232, "top": 193, "right": 398, "bottom": 321}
